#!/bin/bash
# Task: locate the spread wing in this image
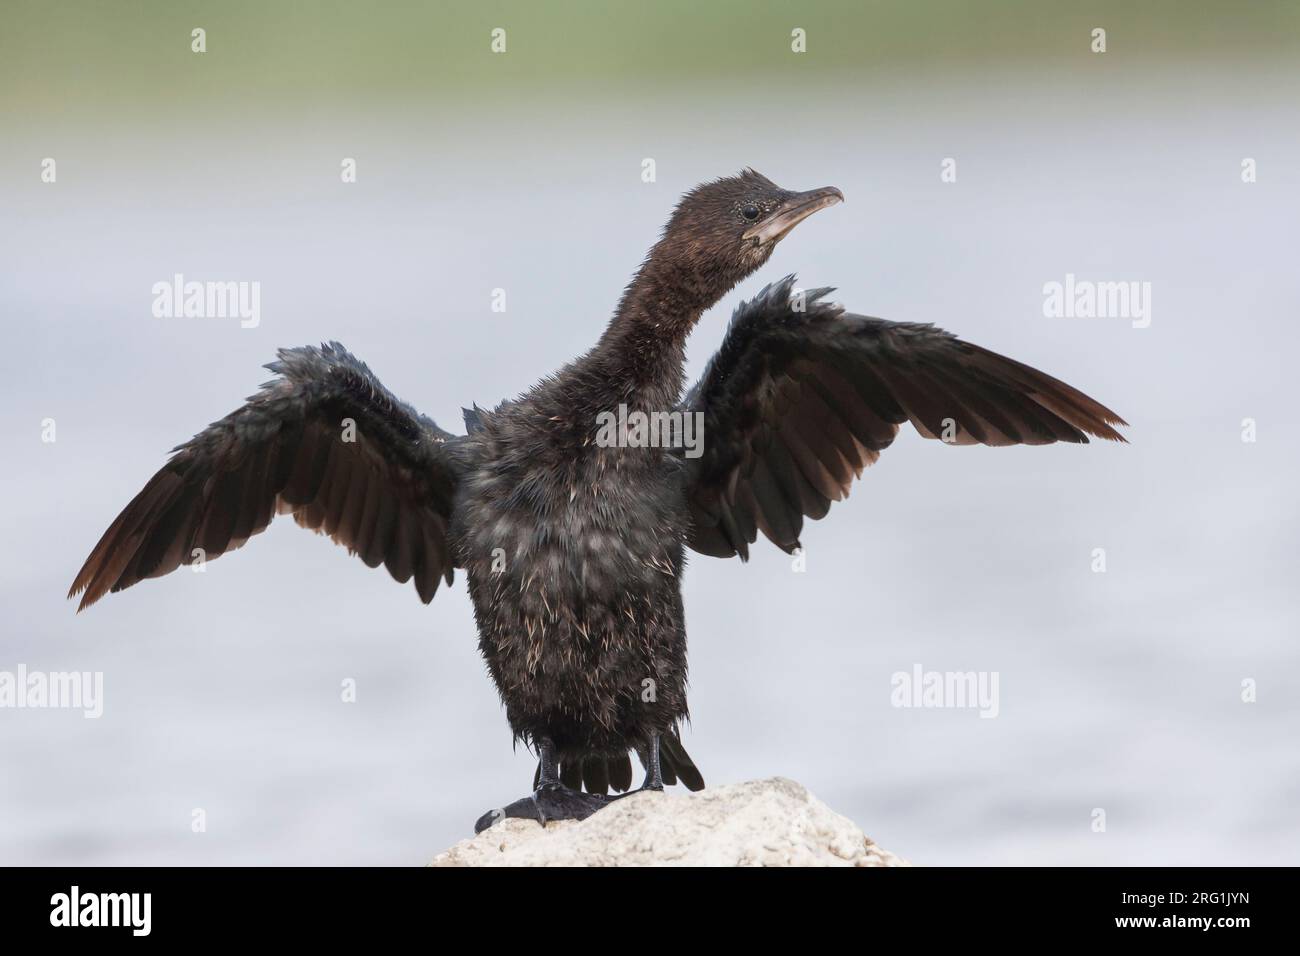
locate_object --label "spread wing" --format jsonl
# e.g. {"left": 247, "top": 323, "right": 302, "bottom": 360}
{"left": 680, "top": 277, "right": 1128, "bottom": 559}
{"left": 69, "top": 342, "right": 461, "bottom": 610}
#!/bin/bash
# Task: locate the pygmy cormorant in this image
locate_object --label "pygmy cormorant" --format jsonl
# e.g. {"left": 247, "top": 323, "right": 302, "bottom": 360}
{"left": 69, "top": 170, "right": 1127, "bottom": 831}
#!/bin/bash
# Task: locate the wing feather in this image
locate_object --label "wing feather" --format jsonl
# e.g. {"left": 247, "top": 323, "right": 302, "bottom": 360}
{"left": 679, "top": 277, "right": 1127, "bottom": 559}
{"left": 69, "top": 342, "right": 460, "bottom": 610}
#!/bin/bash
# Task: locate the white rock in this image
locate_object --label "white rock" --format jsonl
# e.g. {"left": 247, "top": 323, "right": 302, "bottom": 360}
{"left": 430, "top": 777, "right": 907, "bottom": 867}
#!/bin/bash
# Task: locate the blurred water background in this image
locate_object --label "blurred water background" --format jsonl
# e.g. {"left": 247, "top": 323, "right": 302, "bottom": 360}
{"left": 2, "top": 1, "right": 1297, "bottom": 864}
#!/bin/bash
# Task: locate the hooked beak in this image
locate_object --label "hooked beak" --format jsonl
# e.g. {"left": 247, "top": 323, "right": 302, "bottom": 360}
{"left": 742, "top": 186, "right": 844, "bottom": 244}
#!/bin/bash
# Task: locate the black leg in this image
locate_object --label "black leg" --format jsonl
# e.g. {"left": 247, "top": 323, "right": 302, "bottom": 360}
{"left": 642, "top": 731, "right": 664, "bottom": 791}
{"left": 536, "top": 736, "right": 560, "bottom": 788}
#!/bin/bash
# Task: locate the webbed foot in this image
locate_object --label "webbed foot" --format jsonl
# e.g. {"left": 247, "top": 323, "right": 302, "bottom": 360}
{"left": 474, "top": 782, "right": 611, "bottom": 834}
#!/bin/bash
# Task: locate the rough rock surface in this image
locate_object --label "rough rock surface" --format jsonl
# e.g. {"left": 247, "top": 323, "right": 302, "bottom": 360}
{"left": 430, "top": 777, "right": 907, "bottom": 867}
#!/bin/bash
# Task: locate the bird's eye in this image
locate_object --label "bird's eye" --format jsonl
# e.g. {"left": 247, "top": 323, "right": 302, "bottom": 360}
{"left": 740, "top": 204, "right": 761, "bottom": 222}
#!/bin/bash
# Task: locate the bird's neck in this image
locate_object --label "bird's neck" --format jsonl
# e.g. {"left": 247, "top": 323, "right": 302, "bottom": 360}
{"left": 585, "top": 255, "right": 724, "bottom": 408}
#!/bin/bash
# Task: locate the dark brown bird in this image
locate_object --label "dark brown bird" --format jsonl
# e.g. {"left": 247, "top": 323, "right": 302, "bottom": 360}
{"left": 68, "top": 170, "right": 1127, "bottom": 831}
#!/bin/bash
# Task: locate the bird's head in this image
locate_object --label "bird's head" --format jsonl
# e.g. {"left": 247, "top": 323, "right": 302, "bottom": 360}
{"left": 654, "top": 169, "right": 844, "bottom": 298}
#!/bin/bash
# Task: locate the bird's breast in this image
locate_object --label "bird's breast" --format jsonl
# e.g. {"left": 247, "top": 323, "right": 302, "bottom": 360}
{"left": 453, "top": 435, "right": 688, "bottom": 606}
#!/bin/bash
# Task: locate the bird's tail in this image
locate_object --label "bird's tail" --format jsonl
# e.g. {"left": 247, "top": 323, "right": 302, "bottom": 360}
{"left": 653, "top": 731, "right": 705, "bottom": 792}
{"left": 533, "top": 731, "right": 705, "bottom": 796}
